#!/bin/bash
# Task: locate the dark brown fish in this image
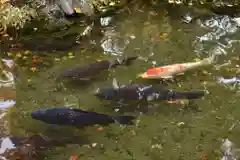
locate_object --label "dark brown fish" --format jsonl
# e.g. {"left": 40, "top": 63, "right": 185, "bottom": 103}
{"left": 59, "top": 56, "right": 138, "bottom": 81}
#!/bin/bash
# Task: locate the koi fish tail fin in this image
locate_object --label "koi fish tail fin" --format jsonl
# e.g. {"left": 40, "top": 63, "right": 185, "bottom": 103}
{"left": 113, "top": 115, "right": 136, "bottom": 125}
{"left": 120, "top": 56, "right": 139, "bottom": 66}
{"left": 201, "top": 53, "right": 218, "bottom": 65}
{"left": 168, "top": 90, "right": 206, "bottom": 100}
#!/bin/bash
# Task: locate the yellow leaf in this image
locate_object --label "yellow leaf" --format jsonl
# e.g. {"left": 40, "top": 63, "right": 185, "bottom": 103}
{"left": 7, "top": 52, "right": 12, "bottom": 57}
{"left": 159, "top": 33, "right": 168, "bottom": 39}
{"left": 30, "top": 67, "right": 37, "bottom": 72}
{"left": 16, "top": 53, "right": 22, "bottom": 58}
{"left": 109, "top": 2, "right": 116, "bottom": 6}
{"left": 22, "top": 56, "right": 28, "bottom": 60}
{"left": 194, "top": 58, "right": 201, "bottom": 62}
{"left": 27, "top": 78, "right": 31, "bottom": 82}
{"left": 136, "top": 73, "right": 143, "bottom": 78}
{"left": 68, "top": 52, "right": 73, "bottom": 56}
{"left": 24, "top": 50, "right": 31, "bottom": 55}
{"left": 74, "top": 8, "right": 82, "bottom": 13}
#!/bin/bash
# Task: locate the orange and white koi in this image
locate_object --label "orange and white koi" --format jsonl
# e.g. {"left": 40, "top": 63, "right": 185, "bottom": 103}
{"left": 138, "top": 54, "right": 216, "bottom": 79}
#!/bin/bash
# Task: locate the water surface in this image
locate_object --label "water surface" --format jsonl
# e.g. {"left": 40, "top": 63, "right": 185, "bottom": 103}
{"left": 1, "top": 2, "right": 240, "bottom": 160}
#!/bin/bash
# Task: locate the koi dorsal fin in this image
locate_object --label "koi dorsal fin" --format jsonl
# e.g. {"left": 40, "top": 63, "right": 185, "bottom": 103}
{"left": 112, "top": 78, "right": 119, "bottom": 89}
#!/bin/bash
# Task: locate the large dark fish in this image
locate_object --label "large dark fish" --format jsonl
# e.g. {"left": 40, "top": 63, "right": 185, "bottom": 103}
{"left": 31, "top": 107, "right": 135, "bottom": 126}
{"left": 59, "top": 56, "right": 138, "bottom": 80}
{"left": 95, "top": 78, "right": 207, "bottom": 101}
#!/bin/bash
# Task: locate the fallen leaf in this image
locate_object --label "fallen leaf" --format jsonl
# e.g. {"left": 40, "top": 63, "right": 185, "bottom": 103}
{"left": 71, "top": 155, "right": 79, "bottom": 160}
{"left": 7, "top": 52, "right": 12, "bottom": 57}
{"left": 177, "top": 122, "right": 185, "bottom": 127}
{"left": 74, "top": 8, "right": 82, "bottom": 13}
{"left": 68, "top": 52, "right": 73, "bottom": 56}
{"left": 24, "top": 50, "right": 31, "bottom": 55}
{"left": 30, "top": 67, "right": 37, "bottom": 72}
{"left": 16, "top": 53, "right": 22, "bottom": 58}
{"left": 96, "top": 127, "right": 104, "bottom": 132}
{"left": 159, "top": 33, "right": 168, "bottom": 39}
{"left": 109, "top": 2, "right": 116, "bottom": 6}
{"left": 22, "top": 56, "right": 28, "bottom": 60}
{"left": 194, "top": 58, "right": 201, "bottom": 62}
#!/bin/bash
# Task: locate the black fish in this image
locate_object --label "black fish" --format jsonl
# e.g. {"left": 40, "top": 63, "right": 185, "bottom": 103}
{"left": 95, "top": 78, "right": 207, "bottom": 101}
{"left": 31, "top": 107, "right": 135, "bottom": 126}
{"left": 59, "top": 56, "right": 138, "bottom": 80}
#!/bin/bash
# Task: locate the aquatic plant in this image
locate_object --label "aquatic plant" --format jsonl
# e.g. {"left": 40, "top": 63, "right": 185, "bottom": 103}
{"left": 0, "top": 1, "right": 37, "bottom": 35}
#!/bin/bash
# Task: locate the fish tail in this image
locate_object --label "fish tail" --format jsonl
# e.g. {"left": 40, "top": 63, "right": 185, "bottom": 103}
{"left": 113, "top": 115, "right": 136, "bottom": 125}
{"left": 200, "top": 54, "right": 217, "bottom": 65}
{"left": 168, "top": 90, "right": 206, "bottom": 100}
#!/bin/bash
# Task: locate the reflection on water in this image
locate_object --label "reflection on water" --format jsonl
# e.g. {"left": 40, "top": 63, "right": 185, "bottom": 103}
{"left": 193, "top": 14, "right": 240, "bottom": 58}
{"left": 100, "top": 29, "right": 135, "bottom": 56}
{"left": 221, "top": 139, "right": 240, "bottom": 160}
{"left": 0, "top": 59, "right": 16, "bottom": 141}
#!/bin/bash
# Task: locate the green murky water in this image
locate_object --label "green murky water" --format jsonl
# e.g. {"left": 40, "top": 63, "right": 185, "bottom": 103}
{"left": 1, "top": 2, "right": 240, "bottom": 160}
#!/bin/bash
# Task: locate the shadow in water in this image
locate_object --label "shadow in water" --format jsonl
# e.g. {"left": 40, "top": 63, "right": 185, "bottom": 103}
{"left": 100, "top": 98, "right": 202, "bottom": 116}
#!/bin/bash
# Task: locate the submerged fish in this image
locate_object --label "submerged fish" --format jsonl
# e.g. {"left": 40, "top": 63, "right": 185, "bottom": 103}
{"left": 138, "top": 54, "right": 216, "bottom": 79}
{"left": 95, "top": 78, "right": 206, "bottom": 101}
{"left": 59, "top": 56, "right": 138, "bottom": 81}
{"left": 31, "top": 107, "right": 135, "bottom": 126}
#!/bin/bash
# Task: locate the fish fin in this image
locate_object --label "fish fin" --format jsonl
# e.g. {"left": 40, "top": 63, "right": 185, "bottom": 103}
{"left": 201, "top": 54, "right": 217, "bottom": 65}
{"left": 161, "top": 76, "right": 173, "bottom": 79}
{"left": 113, "top": 116, "right": 135, "bottom": 125}
{"left": 121, "top": 56, "right": 138, "bottom": 66}
{"left": 112, "top": 78, "right": 119, "bottom": 89}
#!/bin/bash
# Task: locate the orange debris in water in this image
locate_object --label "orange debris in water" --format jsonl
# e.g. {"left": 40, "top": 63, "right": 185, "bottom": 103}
{"left": 71, "top": 155, "right": 79, "bottom": 160}
{"left": 97, "top": 127, "right": 104, "bottom": 132}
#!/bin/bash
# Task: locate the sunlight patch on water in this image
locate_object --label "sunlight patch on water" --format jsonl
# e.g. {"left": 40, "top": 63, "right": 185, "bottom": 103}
{"left": 193, "top": 14, "right": 240, "bottom": 58}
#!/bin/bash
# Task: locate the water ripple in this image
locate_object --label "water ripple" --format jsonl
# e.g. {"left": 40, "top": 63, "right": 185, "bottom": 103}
{"left": 193, "top": 14, "right": 240, "bottom": 56}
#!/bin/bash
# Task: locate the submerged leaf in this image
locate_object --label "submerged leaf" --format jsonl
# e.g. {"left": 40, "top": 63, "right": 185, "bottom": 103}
{"left": 74, "top": 8, "right": 82, "bottom": 13}
{"left": 159, "top": 33, "right": 168, "bottom": 39}
{"left": 30, "top": 67, "right": 37, "bottom": 72}
{"left": 194, "top": 58, "right": 201, "bottom": 62}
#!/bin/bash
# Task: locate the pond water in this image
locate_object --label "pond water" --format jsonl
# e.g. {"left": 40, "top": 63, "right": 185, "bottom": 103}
{"left": 0, "top": 2, "right": 240, "bottom": 160}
